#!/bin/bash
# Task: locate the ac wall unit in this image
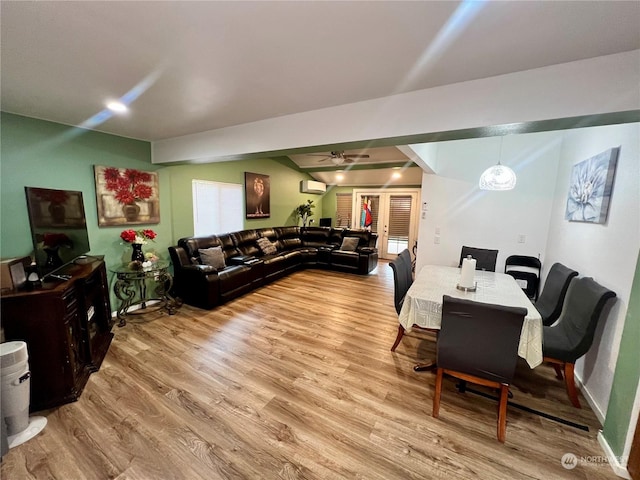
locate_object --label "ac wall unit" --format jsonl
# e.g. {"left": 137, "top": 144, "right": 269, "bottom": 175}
{"left": 300, "top": 180, "right": 327, "bottom": 194}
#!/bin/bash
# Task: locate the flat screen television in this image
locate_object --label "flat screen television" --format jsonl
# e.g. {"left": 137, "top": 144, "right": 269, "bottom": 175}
{"left": 24, "top": 187, "right": 91, "bottom": 273}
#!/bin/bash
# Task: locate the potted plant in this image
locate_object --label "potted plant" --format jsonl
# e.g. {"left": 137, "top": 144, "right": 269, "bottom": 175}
{"left": 295, "top": 200, "right": 315, "bottom": 227}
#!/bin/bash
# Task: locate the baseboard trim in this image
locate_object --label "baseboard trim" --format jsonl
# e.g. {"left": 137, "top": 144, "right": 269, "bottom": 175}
{"left": 597, "top": 431, "right": 630, "bottom": 479}
{"left": 575, "top": 371, "right": 606, "bottom": 425}
{"left": 110, "top": 300, "right": 162, "bottom": 320}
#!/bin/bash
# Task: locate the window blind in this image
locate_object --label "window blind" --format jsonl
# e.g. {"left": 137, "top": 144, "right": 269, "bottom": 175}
{"left": 335, "top": 193, "right": 352, "bottom": 227}
{"left": 192, "top": 180, "right": 243, "bottom": 236}
{"left": 388, "top": 195, "right": 412, "bottom": 240}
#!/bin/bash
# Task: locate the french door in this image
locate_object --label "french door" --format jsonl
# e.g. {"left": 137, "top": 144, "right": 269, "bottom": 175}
{"left": 352, "top": 189, "right": 420, "bottom": 260}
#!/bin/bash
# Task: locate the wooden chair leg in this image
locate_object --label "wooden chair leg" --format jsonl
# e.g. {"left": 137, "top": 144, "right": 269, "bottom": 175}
{"left": 390, "top": 325, "right": 405, "bottom": 352}
{"left": 497, "top": 384, "right": 509, "bottom": 443}
{"left": 564, "top": 362, "right": 581, "bottom": 408}
{"left": 432, "top": 368, "right": 443, "bottom": 418}
{"left": 552, "top": 364, "right": 564, "bottom": 380}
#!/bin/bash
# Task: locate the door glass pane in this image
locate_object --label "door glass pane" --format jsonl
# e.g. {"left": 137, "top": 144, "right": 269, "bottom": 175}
{"left": 387, "top": 195, "right": 412, "bottom": 254}
{"left": 359, "top": 195, "right": 380, "bottom": 233}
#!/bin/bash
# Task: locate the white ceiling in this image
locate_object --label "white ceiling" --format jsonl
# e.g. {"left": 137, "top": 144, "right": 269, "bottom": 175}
{"left": 289, "top": 146, "right": 412, "bottom": 169}
{"left": 288, "top": 146, "right": 422, "bottom": 186}
{"left": 2, "top": 1, "right": 638, "bottom": 143}
{"left": 311, "top": 165, "right": 424, "bottom": 188}
{"left": 2, "top": 2, "right": 638, "bottom": 186}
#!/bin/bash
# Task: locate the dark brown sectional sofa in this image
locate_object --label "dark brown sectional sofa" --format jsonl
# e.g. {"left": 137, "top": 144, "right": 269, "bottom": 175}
{"left": 168, "top": 226, "right": 378, "bottom": 309}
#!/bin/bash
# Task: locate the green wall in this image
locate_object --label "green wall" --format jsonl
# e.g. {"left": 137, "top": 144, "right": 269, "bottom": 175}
{"left": 0, "top": 113, "right": 171, "bottom": 297}
{"left": 603, "top": 250, "right": 640, "bottom": 456}
{"left": 0, "top": 113, "right": 321, "bottom": 308}
{"left": 165, "top": 158, "right": 320, "bottom": 240}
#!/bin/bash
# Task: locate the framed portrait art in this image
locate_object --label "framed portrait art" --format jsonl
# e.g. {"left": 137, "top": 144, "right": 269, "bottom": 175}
{"left": 245, "top": 172, "right": 270, "bottom": 219}
{"left": 565, "top": 147, "right": 620, "bottom": 224}
{"left": 94, "top": 166, "right": 160, "bottom": 226}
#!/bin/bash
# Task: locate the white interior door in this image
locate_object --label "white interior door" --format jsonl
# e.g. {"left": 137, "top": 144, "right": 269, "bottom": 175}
{"left": 353, "top": 189, "right": 420, "bottom": 260}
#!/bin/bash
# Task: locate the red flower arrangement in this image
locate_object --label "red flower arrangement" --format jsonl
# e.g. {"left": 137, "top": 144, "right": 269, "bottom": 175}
{"left": 120, "top": 229, "right": 157, "bottom": 244}
{"left": 33, "top": 188, "right": 70, "bottom": 204}
{"left": 103, "top": 168, "right": 153, "bottom": 205}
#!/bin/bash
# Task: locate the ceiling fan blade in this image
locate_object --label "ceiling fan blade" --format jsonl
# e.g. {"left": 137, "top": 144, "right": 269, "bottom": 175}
{"left": 344, "top": 154, "right": 370, "bottom": 159}
{"left": 306, "top": 153, "right": 331, "bottom": 156}
{"left": 344, "top": 158, "right": 355, "bottom": 164}
{"left": 317, "top": 157, "right": 331, "bottom": 162}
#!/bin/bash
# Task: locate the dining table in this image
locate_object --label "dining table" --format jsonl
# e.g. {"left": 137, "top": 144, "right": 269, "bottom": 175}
{"left": 396, "top": 264, "right": 543, "bottom": 369}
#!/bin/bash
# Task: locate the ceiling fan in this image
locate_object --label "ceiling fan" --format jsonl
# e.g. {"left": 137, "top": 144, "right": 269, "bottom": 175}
{"left": 307, "top": 151, "right": 370, "bottom": 165}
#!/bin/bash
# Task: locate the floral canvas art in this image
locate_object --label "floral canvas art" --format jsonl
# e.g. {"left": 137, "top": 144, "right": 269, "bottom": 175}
{"left": 565, "top": 147, "right": 619, "bottom": 224}
{"left": 94, "top": 166, "right": 160, "bottom": 226}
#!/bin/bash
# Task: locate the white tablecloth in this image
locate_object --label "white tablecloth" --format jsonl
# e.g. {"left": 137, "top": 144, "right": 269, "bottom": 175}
{"left": 398, "top": 265, "right": 543, "bottom": 368}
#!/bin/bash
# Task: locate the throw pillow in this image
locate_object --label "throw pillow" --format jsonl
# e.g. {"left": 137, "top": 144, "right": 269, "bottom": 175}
{"left": 198, "top": 247, "right": 226, "bottom": 270}
{"left": 339, "top": 236, "right": 360, "bottom": 252}
{"left": 256, "top": 237, "right": 277, "bottom": 255}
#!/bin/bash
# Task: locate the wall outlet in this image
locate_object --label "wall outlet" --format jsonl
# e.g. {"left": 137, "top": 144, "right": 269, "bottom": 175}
{"left": 518, "top": 234, "right": 526, "bottom": 244}
{"left": 434, "top": 236, "right": 440, "bottom": 244}
{"left": 421, "top": 211, "right": 426, "bottom": 220}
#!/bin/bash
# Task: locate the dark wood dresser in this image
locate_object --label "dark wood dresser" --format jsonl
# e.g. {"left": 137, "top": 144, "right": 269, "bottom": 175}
{"left": 1, "top": 258, "right": 114, "bottom": 411}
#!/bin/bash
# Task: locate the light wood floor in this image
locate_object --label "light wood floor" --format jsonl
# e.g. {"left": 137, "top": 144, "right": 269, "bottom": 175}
{"left": 2, "top": 262, "right": 619, "bottom": 479}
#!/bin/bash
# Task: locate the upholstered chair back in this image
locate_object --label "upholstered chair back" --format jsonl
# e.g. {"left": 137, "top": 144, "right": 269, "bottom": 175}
{"left": 438, "top": 296, "right": 526, "bottom": 384}
{"left": 535, "top": 263, "right": 579, "bottom": 326}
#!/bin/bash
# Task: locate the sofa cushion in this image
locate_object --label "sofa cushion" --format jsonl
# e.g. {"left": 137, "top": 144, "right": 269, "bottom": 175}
{"left": 180, "top": 235, "right": 220, "bottom": 258}
{"left": 258, "top": 228, "right": 278, "bottom": 242}
{"left": 232, "top": 230, "right": 261, "bottom": 257}
{"left": 256, "top": 237, "right": 278, "bottom": 255}
{"left": 339, "top": 236, "right": 360, "bottom": 252}
{"left": 199, "top": 247, "right": 226, "bottom": 270}
{"left": 278, "top": 237, "right": 302, "bottom": 250}
{"left": 331, "top": 250, "right": 360, "bottom": 268}
{"left": 342, "top": 230, "right": 372, "bottom": 247}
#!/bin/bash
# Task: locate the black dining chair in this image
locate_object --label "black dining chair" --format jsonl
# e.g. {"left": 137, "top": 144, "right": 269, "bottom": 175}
{"left": 543, "top": 276, "right": 616, "bottom": 408}
{"left": 535, "top": 263, "right": 579, "bottom": 326}
{"left": 389, "top": 255, "right": 412, "bottom": 316}
{"left": 432, "top": 296, "right": 527, "bottom": 443}
{"left": 398, "top": 249, "right": 413, "bottom": 285}
{"left": 505, "top": 255, "right": 542, "bottom": 301}
{"left": 459, "top": 246, "right": 499, "bottom": 272}
{"left": 389, "top": 254, "right": 413, "bottom": 351}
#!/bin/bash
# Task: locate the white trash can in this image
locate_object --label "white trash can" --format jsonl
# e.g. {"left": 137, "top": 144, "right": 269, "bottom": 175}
{"left": 0, "top": 341, "right": 46, "bottom": 448}
{"left": 1, "top": 341, "right": 30, "bottom": 436}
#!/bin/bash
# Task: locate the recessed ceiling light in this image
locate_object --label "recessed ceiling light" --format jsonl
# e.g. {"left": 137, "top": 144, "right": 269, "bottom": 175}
{"left": 392, "top": 172, "right": 402, "bottom": 179}
{"left": 106, "top": 101, "right": 128, "bottom": 113}
{"left": 336, "top": 173, "right": 344, "bottom": 181}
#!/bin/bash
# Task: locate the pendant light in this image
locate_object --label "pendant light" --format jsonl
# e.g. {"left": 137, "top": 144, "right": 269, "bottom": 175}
{"left": 479, "top": 137, "right": 517, "bottom": 191}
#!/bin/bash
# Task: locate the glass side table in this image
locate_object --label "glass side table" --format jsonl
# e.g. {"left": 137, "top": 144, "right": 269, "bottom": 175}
{"left": 109, "top": 260, "right": 181, "bottom": 327}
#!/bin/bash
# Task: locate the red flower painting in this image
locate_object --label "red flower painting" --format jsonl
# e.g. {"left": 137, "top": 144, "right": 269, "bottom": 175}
{"left": 103, "top": 168, "right": 154, "bottom": 205}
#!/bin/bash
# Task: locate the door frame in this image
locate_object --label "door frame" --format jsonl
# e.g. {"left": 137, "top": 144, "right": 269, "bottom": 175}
{"left": 352, "top": 188, "right": 421, "bottom": 260}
